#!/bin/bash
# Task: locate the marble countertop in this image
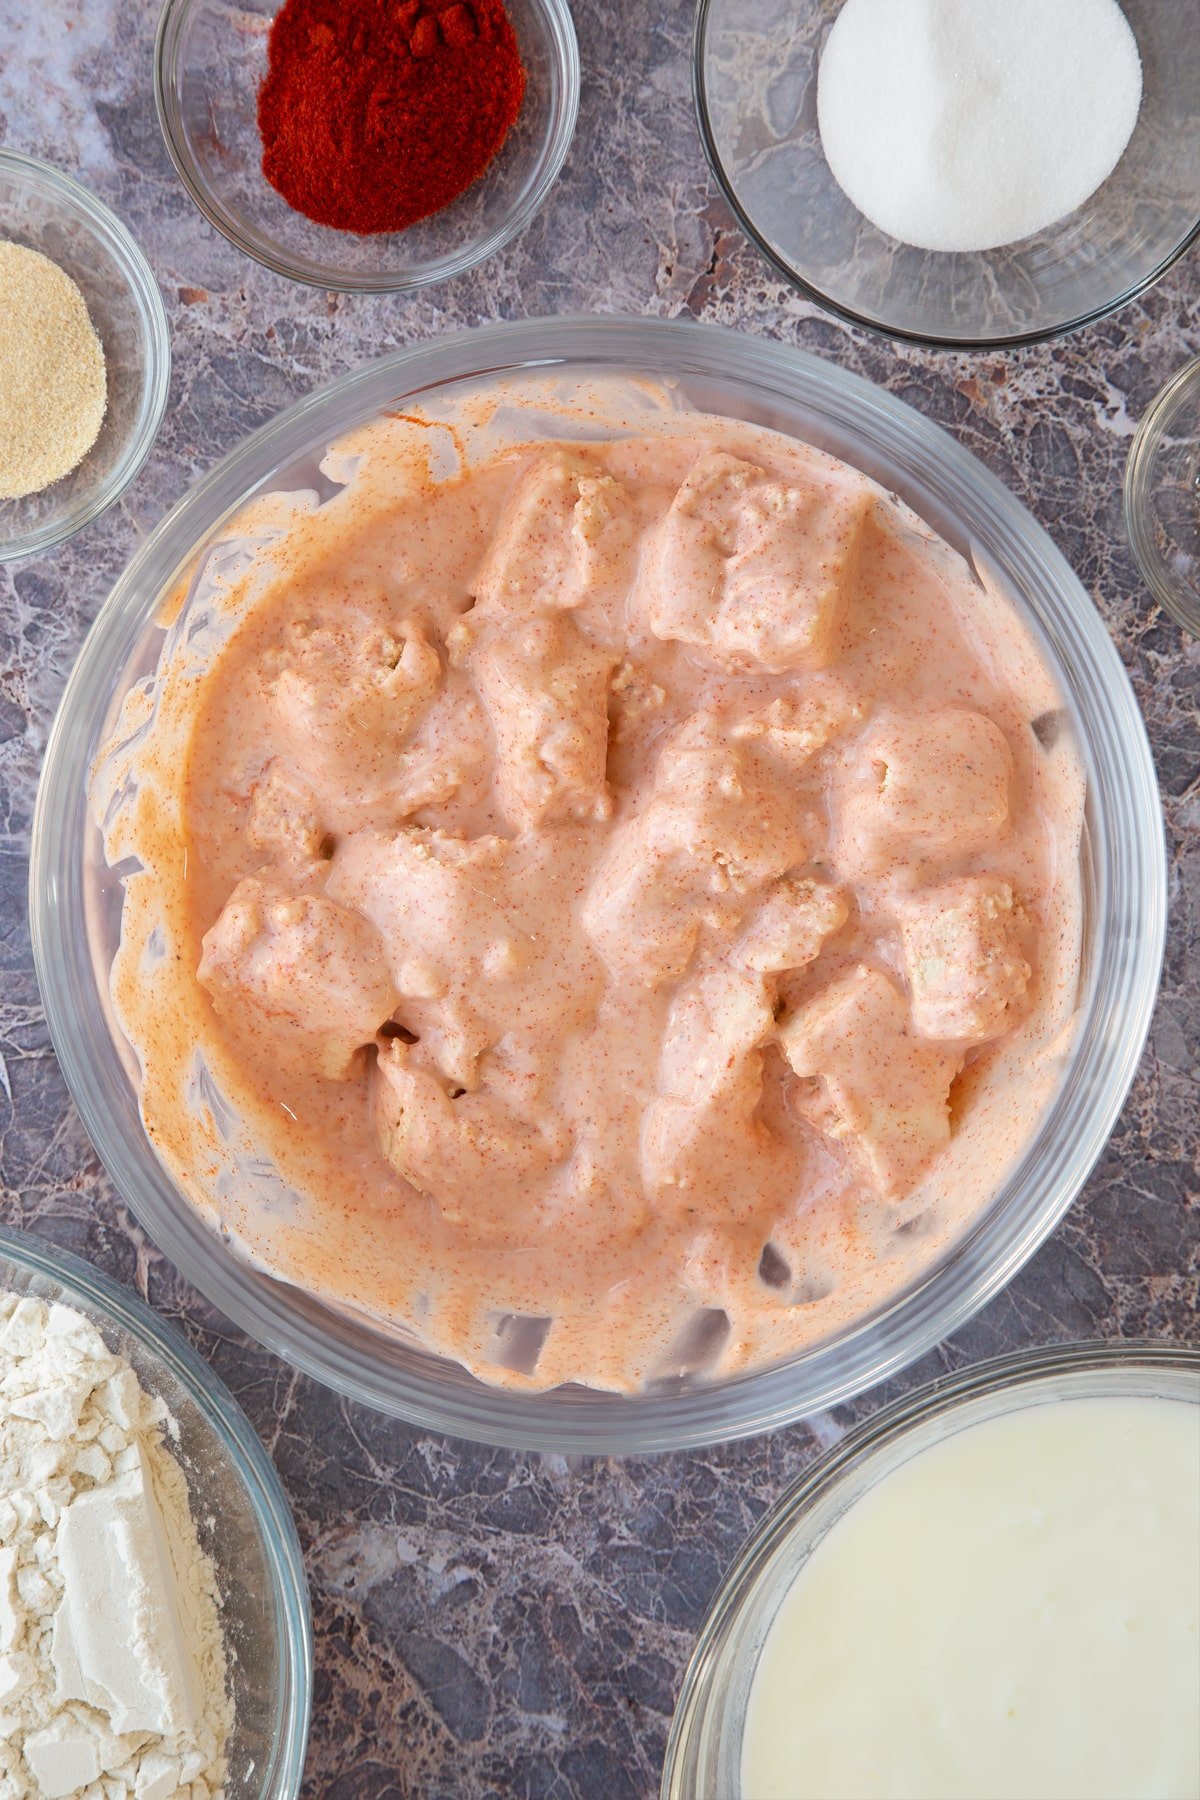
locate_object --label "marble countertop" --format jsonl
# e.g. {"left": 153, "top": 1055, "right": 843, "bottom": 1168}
{"left": 1, "top": 3, "right": 1197, "bottom": 1795}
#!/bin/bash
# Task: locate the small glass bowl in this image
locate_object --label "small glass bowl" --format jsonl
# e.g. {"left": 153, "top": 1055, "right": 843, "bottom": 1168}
{"left": 0, "top": 1223, "right": 312, "bottom": 1798}
{"left": 661, "top": 1341, "right": 1200, "bottom": 1798}
{"left": 1124, "top": 356, "right": 1200, "bottom": 637}
{"left": 154, "top": 0, "right": 579, "bottom": 292}
{"left": 0, "top": 152, "right": 171, "bottom": 564}
{"left": 694, "top": 0, "right": 1200, "bottom": 348}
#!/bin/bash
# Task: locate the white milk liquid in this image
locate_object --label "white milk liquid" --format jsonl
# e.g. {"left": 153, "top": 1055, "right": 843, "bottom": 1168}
{"left": 741, "top": 1395, "right": 1200, "bottom": 1800}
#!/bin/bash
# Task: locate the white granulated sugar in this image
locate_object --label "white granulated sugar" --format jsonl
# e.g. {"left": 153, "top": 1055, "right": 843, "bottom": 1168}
{"left": 816, "top": 0, "right": 1143, "bottom": 253}
{"left": 0, "top": 1293, "right": 232, "bottom": 1800}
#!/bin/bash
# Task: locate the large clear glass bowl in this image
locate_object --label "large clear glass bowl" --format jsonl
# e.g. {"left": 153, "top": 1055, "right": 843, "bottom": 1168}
{"left": 155, "top": 0, "right": 579, "bottom": 292}
{"left": 661, "top": 1341, "right": 1200, "bottom": 1798}
{"left": 29, "top": 316, "right": 1166, "bottom": 1453}
{"left": 0, "top": 1223, "right": 312, "bottom": 1797}
{"left": 694, "top": 0, "right": 1200, "bottom": 348}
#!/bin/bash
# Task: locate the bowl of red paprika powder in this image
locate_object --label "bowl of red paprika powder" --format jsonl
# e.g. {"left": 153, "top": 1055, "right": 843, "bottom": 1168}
{"left": 154, "top": 0, "right": 578, "bottom": 291}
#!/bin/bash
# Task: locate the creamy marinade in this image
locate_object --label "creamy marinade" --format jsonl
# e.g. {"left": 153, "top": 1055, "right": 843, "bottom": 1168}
{"left": 94, "top": 381, "right": 1085, "bottom": 1394}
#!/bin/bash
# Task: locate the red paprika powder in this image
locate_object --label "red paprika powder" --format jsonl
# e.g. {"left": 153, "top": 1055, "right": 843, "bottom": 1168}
{"left": 257, "top": 0, "right": 527, "bottom": 235}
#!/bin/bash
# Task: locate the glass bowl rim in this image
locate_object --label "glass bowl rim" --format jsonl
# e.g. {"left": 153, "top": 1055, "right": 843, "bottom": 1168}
{"left": 0, "top": 1220, "right": 313, "bottom": 1796}
{"left": 1123, "top": 353, "right": 1200, "bottom": 637}
{"left": 28, "top": 312, "right": 1167, "bottom": 1453}
{"left": 691, "top": 0, "right": 1200, "bottom": 352}
{"left": 661, "top": 1338, "right": 1200, "bottom": 1798}
{"left": 0, "top": 149, "right": 172, "bottom": 564}
{"left": 153, "top": 0, "right": 581, "bottom": 294}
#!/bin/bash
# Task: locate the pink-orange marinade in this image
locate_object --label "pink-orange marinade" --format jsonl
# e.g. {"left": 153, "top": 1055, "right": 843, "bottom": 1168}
{"left": 97, "top": 405, "right": 1084, "bottom": 1393}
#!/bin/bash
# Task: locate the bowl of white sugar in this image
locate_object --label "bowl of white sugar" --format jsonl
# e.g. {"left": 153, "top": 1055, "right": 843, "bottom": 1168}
{"left": 694, "top": 0, "right": 1200, "bottom": 347}
{"left": 0, "top": 1224, "right": 311, "bottom": 1799}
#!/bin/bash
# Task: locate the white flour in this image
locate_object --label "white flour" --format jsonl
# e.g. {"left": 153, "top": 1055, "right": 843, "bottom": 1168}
{"left": 817, "top": 0, "right": 1144, "bottom": 253}
{"left": 0, "top": 1293, "right": 232, "bottom": 1800}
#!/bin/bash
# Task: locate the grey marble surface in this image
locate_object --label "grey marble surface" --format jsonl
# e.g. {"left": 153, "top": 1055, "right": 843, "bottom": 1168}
{"left": 0, "top": 3, "right": 1197, "bottom": 1796}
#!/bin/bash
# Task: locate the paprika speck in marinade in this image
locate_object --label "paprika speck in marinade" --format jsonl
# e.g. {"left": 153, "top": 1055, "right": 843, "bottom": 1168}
{"left": 257, "top": 0, "right": 527, "bottom": 235}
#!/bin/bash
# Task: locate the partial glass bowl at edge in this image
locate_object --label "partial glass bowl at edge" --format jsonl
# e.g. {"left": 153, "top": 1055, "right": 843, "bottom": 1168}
{"left": 154, "top": 0, "right": 580, "bottom": 291}
{"left": 1124, "top": 355, "right": 1200, "bottom": 638}
{"left": 660, "top": 1341, "right": 1200, "bottom": 1799}
{"left": 29, "top": 316, "right": 1167, "bottom": 1454}
{"left": 0, "top": 1224, "right": 311, "bottom": 1798}
{"left": 694, "top": 0, "right": 1200, "bottom": 347}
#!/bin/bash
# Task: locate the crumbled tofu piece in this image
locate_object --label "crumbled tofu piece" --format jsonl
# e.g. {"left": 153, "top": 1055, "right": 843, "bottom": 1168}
{"left": 386, "top": 674, "right": 492, "bottom": 817}
{"left": 582, "top": 716, "right": 812, "bottom": 984}
{"left": 0, "top": 1549, "right": 20, "bottom": 1653}
{"left": 373, "top": 1040, "right": 567, "bottom": 1230}
{"left": 837, "top": 708, "right": 1012, "bottom": 876}
{"left": 135, "top": 1753, "right": 185, "bottom": 1800}
{"left": 643, "top": 967, "right": 774, "bottom": 1199}
{"left": 198, "top": 878, "right": 399, "bottom": 1080}
{"left": 471, "top": 450, "right": 632, "bottom": 613}
{"left": 899, "top": 877, "right": 1031, "bottom": 1041}
{"left": 266, "top": 614, "right": 440, "bottom": 806}
{"left": 780, "top": 964, "right": 961, "bottom": 1199}
{"left": 328, "top": 829, "right": 509, "bottom": 1088}
{"left": 638, "top": 451, "right": 873, "bottom": 671}
{"left": 246, "top": 760, "right": 325, "bottom": 865}
{"left": 737, "top": 875, "right": 849, "bottom": 975}
{"left": 657, "top": 966, "right": 774, "bottom": 1108}
{"left": 648, "top": 719, "right": 813, "bottom": 888}
{"left": 0, "top": 1650, "right": 31, "bottom": 1705}
{"left": 730, "top": 681, "right": 864, "bottom": 766}
{"left": 580, "top": 825, "right": 707, "bottom": 987}
{"left": 470, "top": 614, "right": 615, "bottom": 829}
{"left": 608, "top": 659, "right": 666, "bottom": 748}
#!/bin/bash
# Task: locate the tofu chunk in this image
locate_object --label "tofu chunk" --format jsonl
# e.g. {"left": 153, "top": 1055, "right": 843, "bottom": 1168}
{"left": 648, "top": 721, "right": 814, "bottom": 887}
{"left": 737, "top": 875, "right": 848, "bottom": 975}
{"left": 656, "top": 966, "right": 774, "bottom": 1108}
{"left": 471, "top": 450, "right": 632, "bottom": 614}
{"left": 582, "top": 717, "right": 813, "bottom": 984}
{"left": 579, "top": 823, "right": 706, "bottom": 988}
{"left": 198, "top": 879, "right": 398, "bottom": 1080}
{"left": 729, "top": 681, "right": 864, "bottom": 768}
{"left": 899, "top": 877, "right": 1030, "bottom": 1041}
{"left": 642, "top": 967, "right": 774, "bottom": 1201}
{"left": 267, "top": 615, "right": 440, "bottom": 809}
{"left": 245, "top": 761, "right": 326, "bottom": 867}
{"left": 328, "top": 828, "right": 603, "bottom": 1089}
{"left": 638, "top": 451, "right": 873, "bottom": 672}
{"left": 373, "top": 1040, "right": 568, "bottom": 1233}
{"left": 719, "top": 472, "right": 874, "bottom": 670}
{"left": 780, "top": 964, "right": 961, "bottom": 1199}
{"left": 327, "top": 829, "right": 510, "bottom": 1088}
{"left": 836, "top": 708, "right": 1012, "bottom": 877}
{"left": 608, "top": 659, "right": 667, "bottom": 749}
{"left": 470, "top": 614, "right": 615, "bottom": 829}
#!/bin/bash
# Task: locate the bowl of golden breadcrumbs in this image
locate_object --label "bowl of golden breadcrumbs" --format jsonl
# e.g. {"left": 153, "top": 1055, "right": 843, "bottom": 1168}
{"left": 0, "top": 150, "right": 170, "bottom": 563}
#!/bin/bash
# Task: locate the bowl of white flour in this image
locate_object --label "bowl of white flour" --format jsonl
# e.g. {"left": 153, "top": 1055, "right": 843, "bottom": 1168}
{"left": 694, "top": 0, "right": 1200, "bottom": 346}
{"left": 0, "top": 1225, "right": 310, "bottom": 1799}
